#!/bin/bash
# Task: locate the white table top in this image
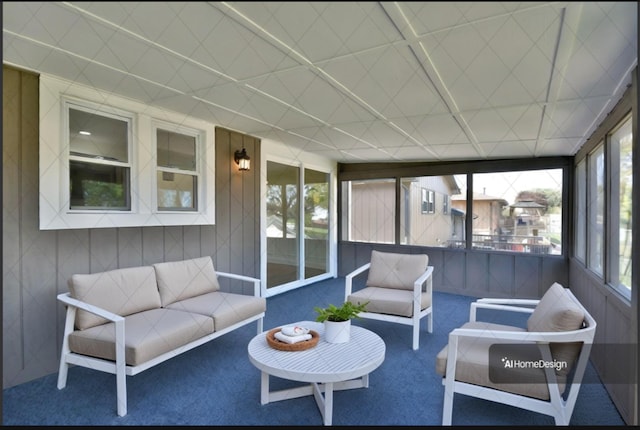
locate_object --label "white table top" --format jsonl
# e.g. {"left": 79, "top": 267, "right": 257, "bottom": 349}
{"left": 248, "top": 321, "right": 386, "bottom": 383}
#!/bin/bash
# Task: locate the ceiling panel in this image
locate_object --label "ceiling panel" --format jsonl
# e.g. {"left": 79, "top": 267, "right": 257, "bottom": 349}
{"left": 3, "top": 1, "right": 637, "bottom": 164}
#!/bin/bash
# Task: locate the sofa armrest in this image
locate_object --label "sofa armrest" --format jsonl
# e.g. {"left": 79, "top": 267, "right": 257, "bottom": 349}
{"left": 215, "top": 271, "right": 261, "bottom": 297}
{"left": 57, "top": 292, "right": 124, "bottom": 323}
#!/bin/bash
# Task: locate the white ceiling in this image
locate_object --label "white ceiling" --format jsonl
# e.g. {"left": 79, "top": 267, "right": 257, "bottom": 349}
{"left": 3, "top": 2, "right": 638, "bottom": 163}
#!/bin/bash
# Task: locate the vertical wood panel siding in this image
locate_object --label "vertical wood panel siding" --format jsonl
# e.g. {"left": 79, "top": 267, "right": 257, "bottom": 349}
{"left": 2, "top": 67, "right": 261, "bottom": 389}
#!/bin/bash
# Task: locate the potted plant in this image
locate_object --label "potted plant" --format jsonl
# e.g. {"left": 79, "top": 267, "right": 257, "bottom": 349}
{"left": 314, "top": 301, "right": 368, "bottom": 343}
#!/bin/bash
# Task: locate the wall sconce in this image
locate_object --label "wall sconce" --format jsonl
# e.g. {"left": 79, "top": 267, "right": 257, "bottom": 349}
{"left": 234, "top": 148, "right": 251, "bottom": 171}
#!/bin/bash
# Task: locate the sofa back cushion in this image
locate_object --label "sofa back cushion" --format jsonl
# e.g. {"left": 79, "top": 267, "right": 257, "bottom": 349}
{"left": 153, "top": 256, "right": 220, "bottom": 307}
{"left": 69, "top": 265, "right": 161, "bottom": 330}
{"left": 527, "top": 282, "right": 586, "bottom": 374}
{"left": 366, "top": 250, "right": 429, "bottom": 291}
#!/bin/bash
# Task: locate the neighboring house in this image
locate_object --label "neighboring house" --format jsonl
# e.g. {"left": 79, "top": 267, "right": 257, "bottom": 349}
{"left": 347, "top": 175, "right": 461, "bottom": 246}
{"left": 451, "top": 192, "right": 509, "bottom": 236}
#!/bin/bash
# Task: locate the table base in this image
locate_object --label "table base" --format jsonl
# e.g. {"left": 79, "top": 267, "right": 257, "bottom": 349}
{"left": 260, "top": 372, "right": 370, "bottom": 426}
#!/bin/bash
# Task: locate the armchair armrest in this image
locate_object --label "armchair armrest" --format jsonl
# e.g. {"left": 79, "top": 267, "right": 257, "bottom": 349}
{"left": 470, "top": 298, "right": 538, "bottom": 322}
{"left": 215, "top": 271, "right": 261, "bottom": 297}
{"left": 344, "top": 262, "right": 371, "bottom": 299}
{"left": 449, "top": 324, "right": 594, "bottom": 344}
{"left": 413, "top": 265, "right": 434, "bottom": 293}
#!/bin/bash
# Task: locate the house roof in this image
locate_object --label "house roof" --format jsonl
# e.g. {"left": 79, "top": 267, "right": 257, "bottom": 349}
{"left": 451, "top": 192, "right": 509, "bottom": 207}
{"left": 3, "top": 2, "right": 637, "bottom": 163}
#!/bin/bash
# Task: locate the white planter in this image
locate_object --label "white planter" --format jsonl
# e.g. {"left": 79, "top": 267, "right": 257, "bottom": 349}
{"left": 324, "top": 319, "right": 351, "bottom": 343}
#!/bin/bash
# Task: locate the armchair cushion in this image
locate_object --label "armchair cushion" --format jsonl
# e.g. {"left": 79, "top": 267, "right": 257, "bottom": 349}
{"left": 68, "top": 266, "right": 161, "bottom": 330}
{"left": 435, "top": 321, "right": 560, "bottom": 400}
{"left": 366, "top": 251, "right": 429, "bottom": 290}
{"left": 527, "top": 282, "right": 585, "bottom": 374}
{"left": 153, "top": 256, "right": 220, "bottom": 307}
{"left": 349, "top": 287, "right": 431, "bottom": 317}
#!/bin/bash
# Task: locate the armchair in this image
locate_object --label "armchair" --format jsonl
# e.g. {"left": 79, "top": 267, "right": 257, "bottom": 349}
{"left": 345, "top": 250, "right": 433, "bottom": 350}
{"left": 435, "top": 282, "right": 596, "bottom": 425}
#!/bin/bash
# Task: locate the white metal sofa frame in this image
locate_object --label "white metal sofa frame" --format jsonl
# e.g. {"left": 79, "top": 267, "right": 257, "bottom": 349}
{"left": 440, "top": 287, "right": 596, "bottom": 425}
{"left": 345, "top": 251, "right": 434, "bottom": 350}
{"left": 57, "top": 270, "right": 263, "bottom": 417}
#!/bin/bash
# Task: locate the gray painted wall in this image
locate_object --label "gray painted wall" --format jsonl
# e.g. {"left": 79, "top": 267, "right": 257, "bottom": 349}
{"left": 2, "top": 66, "right": 261, "bottom": 388}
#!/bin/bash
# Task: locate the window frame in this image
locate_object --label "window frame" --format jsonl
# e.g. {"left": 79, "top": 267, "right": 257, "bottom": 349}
{"left": 337, "top": 157, "right": 570, "bottom": 257}
{"left": 39, "top": 74, "right": 215, "bottom": 230}
{"left": 64, "top": 98, "right": 135, "bottom": 212}
{"left": 152, "top": 120, "right": 204, "bottom": 213}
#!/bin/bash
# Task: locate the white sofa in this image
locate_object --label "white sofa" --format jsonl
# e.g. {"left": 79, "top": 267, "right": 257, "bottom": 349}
{"left": 56, "top": 256, "right": 266, "bottom": 417}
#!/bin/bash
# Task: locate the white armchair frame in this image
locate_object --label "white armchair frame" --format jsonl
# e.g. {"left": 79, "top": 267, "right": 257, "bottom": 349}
{"left": 345, "top": 262, "right": 434, "bottom": 350}
{"left": 441, "top": 289, "right": 596, "bottom": 425}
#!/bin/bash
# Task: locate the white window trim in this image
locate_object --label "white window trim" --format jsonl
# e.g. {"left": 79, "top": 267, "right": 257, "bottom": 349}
{"left": 39, "top": 74, "right": 215, "bottom": 230}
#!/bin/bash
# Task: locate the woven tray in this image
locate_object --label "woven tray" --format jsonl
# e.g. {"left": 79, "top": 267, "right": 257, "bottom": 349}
{"left": 266, "top": 327, "right": 320, "bottom": 351}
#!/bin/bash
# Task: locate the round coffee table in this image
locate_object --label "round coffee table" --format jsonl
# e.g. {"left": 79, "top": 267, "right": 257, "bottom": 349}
{"left": 247, "top": 320, "right": 385, "bottom": 426}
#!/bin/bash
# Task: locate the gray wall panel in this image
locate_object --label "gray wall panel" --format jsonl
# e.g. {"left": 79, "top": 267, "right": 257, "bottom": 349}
{"left": 465, "top": 252, "right": 488, "bottom": 295}
{"left": 142, "top": 227, "right": 165, "bottom": 266}
{"left": 514, "top": 255, "right": 541, "bottom": 298}
{"left": 164, "top": 226, "right": 185, "bottom": 262}
{"left": 117, "top": 227, "right": 143, "bottom": 268}
{"left": 89, "top": 229, "right": 118, "bottom": 272}
{"left": 488, "top": 254, "right": 514, "bottom": 296}
{"left": 183, "top": 225, "right": 202, "bottom": 260}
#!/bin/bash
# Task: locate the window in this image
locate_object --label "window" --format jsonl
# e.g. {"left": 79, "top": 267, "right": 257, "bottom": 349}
{"left": 588, "top": 144, "right": 605, "bottom": 276}
{"left": 338, "top": 161, "right": 567, "bottom": 252}
{"left": 39, "top": 74, "right": 215, "bottom": 229}
{"left": 67, "top": 102, "right": 133, "bottom": 211}
{"left": 154, "top": 123, "right": 202, "bottom": 212}
{"left": 421, "top": 189, "right": 435, "bottom": 214}
{"left": 574, "top": 160, "right": 587, "bottom": 262}
{"left": 573, "top": 85, "right": 634, "bottom": 302}
{"left": 399, "top": 176, "right": 460, "bottom": 246}
{"left": 341, "top": 178, "right": 395, "bottom": 244}
{"left": 461, "top": 169, "right": 563, "bottom": 255}
{"left": 609, "top": 116, "right": 632, "bottom": 296}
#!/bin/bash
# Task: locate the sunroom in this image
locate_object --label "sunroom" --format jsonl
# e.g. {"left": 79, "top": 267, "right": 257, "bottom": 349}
{"left": 2, "top": 2, "right": 637, "bottom": 426}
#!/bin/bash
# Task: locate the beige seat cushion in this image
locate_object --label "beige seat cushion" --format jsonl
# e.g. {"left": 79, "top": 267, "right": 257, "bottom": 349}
{"left": 366, "top": 251, "right": 429, "bottom": 291}
{"left": 348, "top": 287, "right": 431, "bottom": 317}
{"left": 435, "top": 321, "right": 562, "bottom": 400}
{"left": 527, "top": 282, "right": 585, "bottom": 374}
{"left": 153, "top": 256, "right": 221, "bottom": 307}
{"left": 68, "top": 266, "right": 161, "bottom": 330}
{"left": 166, "top": 291, "right": 266, "bottom": 331}
{"left": 68, "top": 308, "right": 214, "bottom": 366}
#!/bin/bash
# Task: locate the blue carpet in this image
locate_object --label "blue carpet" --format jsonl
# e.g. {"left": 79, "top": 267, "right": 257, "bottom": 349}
{"left": 2, "top": 277, "right": 626, "bottom": 426}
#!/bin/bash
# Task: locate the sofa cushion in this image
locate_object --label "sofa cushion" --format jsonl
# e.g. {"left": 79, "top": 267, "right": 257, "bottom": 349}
{"left": 68, "top": 266, "right": 161, "bottom": 330}
{"left": 527, "top": 282, "right": 585, "bottom": 374}
{"left": 366, "top": 251, "right": 429, "bottom": 291}
{"left": 153, "top": 256, "right": 220, "bottom": 307}
{"left": 68, "top": 308, "right": 215, "bottom": 366}
{"left": 166, "top": 291, "right": 266, "bottom": 331}
{"left": 435, "top": 321, "right": 561, "bottom": 400}
{"left": 348, "top": 286, "right": 431, "bottom": 317}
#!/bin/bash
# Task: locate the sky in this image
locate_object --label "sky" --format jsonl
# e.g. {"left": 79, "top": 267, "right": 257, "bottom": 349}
{"left": 453, "top": 169, "right": 563, "bottom": 204}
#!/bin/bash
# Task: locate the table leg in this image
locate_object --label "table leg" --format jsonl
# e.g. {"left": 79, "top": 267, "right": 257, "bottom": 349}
{"left": 323, "top": 382, "right": 333, "bottom": 426}
{"left": 260, "top": 371, "right": 270, "bottom": 405}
